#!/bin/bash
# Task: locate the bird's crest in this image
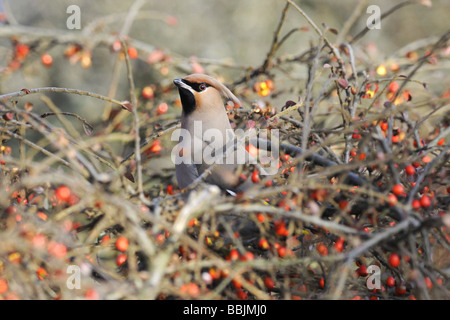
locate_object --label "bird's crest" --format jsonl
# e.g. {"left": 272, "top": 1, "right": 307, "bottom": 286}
{"left": 184, "top": 74, "right": 241, "bottom": 108}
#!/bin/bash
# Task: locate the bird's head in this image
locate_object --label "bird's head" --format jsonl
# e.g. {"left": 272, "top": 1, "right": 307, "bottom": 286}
{"left": 173, "top": 74, "right": 241, "bottom": 115}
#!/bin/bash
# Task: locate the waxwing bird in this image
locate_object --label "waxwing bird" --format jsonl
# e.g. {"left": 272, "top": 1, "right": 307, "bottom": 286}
{"left": 173, "top": 74, "right": 247, "bottom": 192}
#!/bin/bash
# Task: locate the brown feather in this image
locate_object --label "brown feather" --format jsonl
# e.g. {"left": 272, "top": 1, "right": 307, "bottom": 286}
{"left": 184, "top": 74, "right": 241, "bottom": 108}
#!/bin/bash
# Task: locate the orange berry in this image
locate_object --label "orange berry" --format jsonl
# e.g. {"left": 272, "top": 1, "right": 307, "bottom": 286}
{"left": 316, "top": 243, "right": 328, "bottom": 256}
{"left": 142, "top": 86, "right": 154, "bottom": 99}
{"left": 47, "top": 241, "right": 67, "bottom": 258}
{"left": 55, "top": 185, "right": 71, "bottom": 202}
{"left": 115, "top": 236, "right": 129, "bottom": 252}
{"left": 256, "top": 213, "right": 265, "bottom": 222}
{"left": 157, "top": 102, "right": 168, "bottom": 115}
{"left": 85, "top": 288, "right": 99, "bottom": 300}
{"left": 258, "top": 238, "right": 269, "bottom": 250}
{"left": 388, "top": 81, "right": 399, "bottom": 93}
{"left": 14, "top": 43, "right": 30, "bottom": 60}
{"left": 0, "top": 278, "right": 8, "bottom": 294}
{"left": 36, "top": 266, "right": 48, "bottom": 280}
{"left": 274, "top": 219, "right": 289, "bottom": 236}
{"left": 41, "top": 53, "right": 53, "bottom": 67}
{"left": 127, "top": 46, "right": 138, "bottom": 59}
{"left": 380, "top": 121, "right": 388, "bottom": 131}
{"left": 277, "top": 246, "right": 287, "bottom": 258}
{"left": 187, "top": 283, "right": 199, "bottom": 297}
{"left": 422, "top": 155, "right": 431, "bottom": 163}
{"left": 391, "top": 135, "right": 399, "bottom": 144}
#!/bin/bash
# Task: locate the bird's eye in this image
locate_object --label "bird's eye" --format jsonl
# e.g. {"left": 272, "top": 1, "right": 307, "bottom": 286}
{"left": 199, "top": 83, "right": 207, "bottom": 91}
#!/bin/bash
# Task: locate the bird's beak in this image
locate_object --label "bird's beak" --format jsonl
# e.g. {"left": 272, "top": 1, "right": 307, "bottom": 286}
{"left": 173, "top": 78, "right": 192, "bottom": 92}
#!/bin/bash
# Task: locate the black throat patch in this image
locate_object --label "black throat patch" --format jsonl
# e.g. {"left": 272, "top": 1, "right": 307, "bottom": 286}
{"left": 177, "top": 86, "right": 196, "bottom": 115}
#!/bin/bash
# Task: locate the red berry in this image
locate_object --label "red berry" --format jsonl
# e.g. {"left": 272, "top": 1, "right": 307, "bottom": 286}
{"left": 116, "top": 253, "right": 127, "bottom": 266}
{"left": 392, "top": 184, "right": 405, "bottom": 196}
{"left": 387, "top": 193, "right": 398, "bottom": 206}
{"left": 14, "top": 43, "right": 30, "bottom": 60}
{"left": 405, "top": 165, "right": 415, "bottom": 175}
{"left": 420, "top": 195, "right": 431, "bottom": 208}
{"left": 273, "top": 220, "right": 289, "bottom": 236}
{"left": 277, "top": 246, "right": 287, "bottom": 258}
{"left": 386, "top": 276, "right": 396, "bottom": 287}
{"left": 115, "top": 236, "right": 129, "bottom": 252}
{"left": 412, "top": 199, "right": 421, "bottom": 210}
{"left": 352, "top": 131, "right": 361, "bottom": 139}
{"left": 357, "top": 264, "right": 368, "bottom": 277}
{"left": 395, "top": 284, "right": 407, "bottom": 296}
{"left": 319, "top": 278, "right": 325, "bottom": 289}
{"left": 251, "top": 170, "right": 260, "bottom": 183}
{"left": 236, "top": 288, "right": 248, "bottom": 300}
{"left": 424, "top": 277, "right": 432, "bottom": 290}
{"left": 339, "top": 200, "right": 349, "bottom": 210}
{"left": 229, "top": 249, "right": 239, "bottom": 261}
{"left": 264, "top": 277, "right": 275, "bottom": 290}
{"left": 334, "top": 237, "right": 345, "bottom": 252}
{"left": 389, "top": 253, "right": 400, "bottom": 268}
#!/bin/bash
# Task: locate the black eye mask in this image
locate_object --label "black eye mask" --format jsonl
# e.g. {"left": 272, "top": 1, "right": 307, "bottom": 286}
{"left": 181, "top": 79, "right": 211, "bottom": 92}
